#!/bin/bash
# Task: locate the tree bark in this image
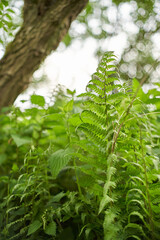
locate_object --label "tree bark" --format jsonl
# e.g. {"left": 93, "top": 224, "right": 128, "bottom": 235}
{"left": 0, "top": 0, "right": 88, "bottom": 108}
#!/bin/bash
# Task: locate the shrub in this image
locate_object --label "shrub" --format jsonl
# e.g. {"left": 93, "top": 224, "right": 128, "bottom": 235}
{"left": 0, "top": 52, "right": 160, "bottom": 240}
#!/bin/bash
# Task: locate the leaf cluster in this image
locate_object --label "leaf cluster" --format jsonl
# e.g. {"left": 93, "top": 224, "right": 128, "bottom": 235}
{"left": 0, "top": 52, "right": 160, "bottom": 240}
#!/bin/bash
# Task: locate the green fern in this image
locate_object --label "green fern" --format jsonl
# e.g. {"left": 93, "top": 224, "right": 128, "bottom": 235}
{"left": 76, "top": 51, "right": 160, "bottom": 239}
{"left": 1, "top": 52, "right": 160, "bottom": 240}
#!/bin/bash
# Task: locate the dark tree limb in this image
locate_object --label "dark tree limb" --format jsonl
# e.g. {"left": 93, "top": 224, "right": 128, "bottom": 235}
{"left": 0, "top": 0, "right": 88, "bottom": 108}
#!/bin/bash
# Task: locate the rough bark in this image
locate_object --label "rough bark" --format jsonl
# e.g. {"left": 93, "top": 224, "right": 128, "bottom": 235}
{"left": 0, "top": 0, "right": 88, "bottom": 108}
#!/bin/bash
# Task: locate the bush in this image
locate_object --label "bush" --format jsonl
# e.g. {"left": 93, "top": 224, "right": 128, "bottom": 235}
{"left": 0, "top": 52, "right": 160, "bottom": 240}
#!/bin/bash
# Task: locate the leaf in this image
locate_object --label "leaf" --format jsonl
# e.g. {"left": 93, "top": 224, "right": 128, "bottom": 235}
{"left": 11, "top": 134, "right": 31, "bottom": 147}
{"left": 48, "top": 148, "right": 72, "bottom": 178}
{"left": 5, "top": 13, "right": 12, "bottom": 21}
{"left": 7, "top": 8, "right": 15, "bottom": 13}
{"left": 64, "top": 100, "right": 73, "bottom": 112}
{"left": 27, "top": 220, "right": 42, "bottom": 236}
{"left": 12, "top": 163, "right": 19, "bottom": 172}
{"left": 30, "top": 94, "right": 45, "bottom": 107}
{"left": 99, "top": 195, "right": 113, "bottom": 214}
{"left": 51, "top": 192, "right": 66, "bottom": 202}
{"left": 68, "top": 113, "right": 82, "bottom": 126}
{"left": 126, "top": 199, "right": 149, "bottom": 217}
{"left": 63, "top": 33, "right": 72, "bottom": 46}
{"left": 67, "top": 88, "right": 76, "bottom": 96}
{"left": 126, "top": 188, "right": 147, "bottom": 202}
{"left": 45, "top": 221, "right": 56, "bottom": 236}
{"left": 124, "top": 223, "right": 149, "bottom": 240}
{"left": 85, "top": 228, "right": 91, "bottom": 239}
{"left": 0, "top": 4, "right": 4, "bottom": 11}
{"left": 132, "top": 78, "right": 147, "bottom": 102}
{"left": 44, "top": 113, "right": 64, "bottom": 121}
{"left": 2, "top": 0, "right": 8, "bottom": 7}
{"left": 103, "top": 209, "right": 119, "bottom": 240}
{"left": 128, "top": 211, "right": 150, "bottom": 230}
{"left": 127, "top": 236, "right": 141, "bottom": 240}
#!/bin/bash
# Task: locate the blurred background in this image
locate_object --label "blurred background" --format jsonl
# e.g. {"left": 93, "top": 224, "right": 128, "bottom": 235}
{"left": 0, "top": 0, "right": 160, "bottom": 108}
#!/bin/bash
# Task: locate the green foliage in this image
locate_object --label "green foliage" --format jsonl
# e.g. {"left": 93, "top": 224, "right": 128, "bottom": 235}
{"left": 30, "top": 94, "right": 45, "bottom": 107}
{"left": 0, "top": 52, "right": 160, "bottom": 240}
{"left": 0, "top": 0, "right": 15, "bottom": 46}
{"left": 75, "top": 52, "right": 160, "bottom": 239}
{"left": 48, "top": 148, "right": 72, "bottom": 179}
{"left": 27, "top": 220, "right": 42, "bottom": 236}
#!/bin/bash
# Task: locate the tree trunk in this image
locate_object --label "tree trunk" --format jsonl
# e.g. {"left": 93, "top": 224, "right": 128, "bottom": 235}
{"left": 0, "top": 0, "right": 88, "bottom": 108}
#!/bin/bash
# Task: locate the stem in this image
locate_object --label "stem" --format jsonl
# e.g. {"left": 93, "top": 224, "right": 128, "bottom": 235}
{"left": 55, "top": 218, "right": 63, "bottom": 231}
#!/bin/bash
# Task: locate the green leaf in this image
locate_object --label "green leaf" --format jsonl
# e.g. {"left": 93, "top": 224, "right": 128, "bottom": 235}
{"left": 5, "top": 13, "right": 12, "bottom": 21}
{"left": 85, "top": 228, "right": 91, "bottom": 239}
{"left": 12, "top": 163, "right": 19, "bottom": 172}
{"left": 124, "top": 223, "right": 149, "bottom": 240}
{"left": 0, "top": 21, "right": 3, "bottom": 28}
{"left": 0, "top": 3, "right": 4, "bottom": 10}
{"left": 126, "top": 188, "right": 147, "bottom": 202}
{"left": 46, "top": 113, "right": 64, "bottom": 120}
{"left": 27, "top": 220, "right": 42, "bottom": 236}
{"left": 45, "top": 221, "right": 56, "bottom": 236}
{"left": 48, "top": 148, "right": 72, "bottom": 178}
{"left": 30, "top": 94, "right": 45, "bottom": 107}
{"left": 51, "top": 192, "right": 66, "bottom": 202}
{"left": 7, "top": 8, "right": 15, "bottom": 14}
{"left": 63, "top": 33, "right": 72, "bottom": 46}
{"left": 126, "top": 199, "right": 148, "bottom": 216}
{"left": 132, "top": 78, "right": 147, "bottom": 102}
{"left": 11, "top": 134, "right": 31, "bottom": 147}
{"left": 127, "top": 236, "right": 141, "bottom": 240}
{"left": 67, "top": 88, "right": 76, "bottom": 96}
{"left": 64, "top": 100, "right": 73, "bottom": 112}
{"left": 99, "top": 195, "right": 113, "bottom": 214}
{"left": 2, "top": 0, "right": 8, "bottom": 7}
{"left": 128, "top": 211, "right": 150, "bottom": 230}
{"left": 68, "top": 113, "right": 82, "bottom": 126}
{"left": 103, "top": 209, "right": 119, "bottom": 240}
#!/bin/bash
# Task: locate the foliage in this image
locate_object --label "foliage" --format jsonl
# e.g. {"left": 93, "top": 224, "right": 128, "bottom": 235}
{"left": 0, "top": 0, "right": 16, "bottom": 46}
{"left": 0, "top": 53, "right": 160, "bottom": 240}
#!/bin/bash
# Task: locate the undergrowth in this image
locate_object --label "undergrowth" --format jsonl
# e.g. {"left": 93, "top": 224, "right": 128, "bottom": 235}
{"left": 0, "top": 52, "right": 160, "bottom": 240}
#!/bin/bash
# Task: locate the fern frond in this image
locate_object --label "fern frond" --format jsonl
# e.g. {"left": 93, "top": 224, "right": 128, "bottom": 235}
{"left": 103, "top": 206, "right": 123, "bottom": 240}
{"left": 124, "top": 223, "right": 150, "bottom": 240}
{"left": 87, "top": 83, "right": 105, "bottom": 97}
{"left": 81, "top": 110, "right": 106, "bottom": 127}
{"left": 84, "top": 100, "right": 106, "bottom": 116}
{"left": 78, "top": 92, "right": 106, "bottom": 104}
{"left": 78, "top": 123, "right": 107, "bottom": 147}
{"left": 128, "top": 211, "right": 150, "bottom": 230}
